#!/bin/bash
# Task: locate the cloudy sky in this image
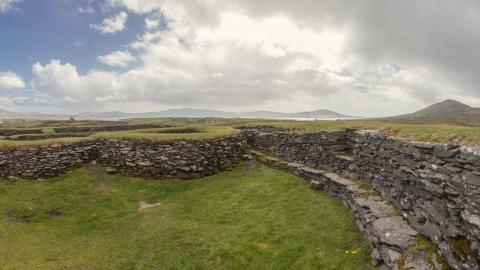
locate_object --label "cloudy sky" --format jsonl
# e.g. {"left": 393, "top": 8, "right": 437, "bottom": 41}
{"left": 0, "top": 0, "right": 479, "bottom": 116}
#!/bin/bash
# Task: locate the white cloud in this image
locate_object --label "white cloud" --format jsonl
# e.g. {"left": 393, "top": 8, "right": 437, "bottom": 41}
{"left": 0, "top": 71, "right": 26, "bottom": 89}
{"left": 63, "top": 96, "right": 78, "bottom": 103}
{"left": 0, "top": 0, "right": 21, "bottom": 13}
{"left": 106, "top": 0, "right": 162, "bottom": 14}
{"left": 260, "top": 43, "right": 287, "bottom": 58}
{"left": 90, "top": 12, "right": 128, "bottom": 34}
{"left": 16, "top": 0, "right": 480, "bottom": 116}
{"left": 77, "top": 6, "right": 95, "bottom": 14}
{"left": 98, "top": 50, "right": 137, "bottom": 67}
{"left": 145, "top": 18, "right": 160, "bottom": 30}
{"left": 211, "top": 73, "right": 223, "bottom": 78}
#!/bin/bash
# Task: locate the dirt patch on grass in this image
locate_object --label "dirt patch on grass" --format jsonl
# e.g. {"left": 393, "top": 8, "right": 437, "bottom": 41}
{"left": 4, "top": 208, "right": 38, "bottom": 223}
{"left": 87, "top": 162, "right": 112, "bottom": 193}
{"left": 87, "top": 162, "right": 107, "bottom": 182}
{"left": 244, "top": 161, "right": 260, "bottom": 176}
{"left": 46, "top": 208, "right": 63, "bottom": 217}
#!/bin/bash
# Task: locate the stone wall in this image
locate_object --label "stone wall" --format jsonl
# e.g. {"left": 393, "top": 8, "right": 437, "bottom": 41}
{"left": 96, "top": 135, "right": 247, "bottom": 179}
{"left": 3, "top": 126, "right": 480, "bottom": 269}
{"left": 243, "top": 129, "right": 354, "bottom": 171}
{"left": 52, "top": 124, "right": 172, "bottom": 133}
{"left": 245, "top": 128, "right": 480, "bottom": 270}
{"left": 0, "top": 134, "right": 247, "bottom": 180}
{"left": 252, "top": 150, "right": 446, "bottom": 270}
{"left": 350, "top": 131, "right": 480, "bottom": 270}
{"left": 0, "top": 129, "right": 43, "bottom": 136}
{"left": 0, "top": 140, "right": 99, "bottom": 179}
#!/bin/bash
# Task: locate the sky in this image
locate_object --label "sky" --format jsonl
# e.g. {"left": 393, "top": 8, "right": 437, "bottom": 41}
{"left": 0, "top": 0, "right": 480, "bottom": 116}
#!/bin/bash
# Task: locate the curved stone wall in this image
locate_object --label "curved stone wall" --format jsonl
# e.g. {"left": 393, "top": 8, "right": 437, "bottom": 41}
{"left": 246, "top": 128, "right": 480, "bottom": 270}
{"left": 96, "top": 136, "right": 247, "bottom": 179}
{"left": 2, "top": 127, "right": 480, "bottom": 269}
{"left": 252, "top": 150, "right": 446, "bottom": 270}
{"left": 0, "top": 134, "right": 247, "bottom": 180}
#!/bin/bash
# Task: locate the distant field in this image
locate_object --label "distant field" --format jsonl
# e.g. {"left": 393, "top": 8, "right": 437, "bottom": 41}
{"left": 1, "top": 118, "right": 480, "bottom": 146}
{"left": 0, "top": 163, "right": 374, "bottom": 270}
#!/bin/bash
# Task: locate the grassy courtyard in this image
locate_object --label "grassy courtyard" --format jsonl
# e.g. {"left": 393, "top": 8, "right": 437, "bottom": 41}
{"left": 0, "top": 163, "right": 375, "bottom": 270}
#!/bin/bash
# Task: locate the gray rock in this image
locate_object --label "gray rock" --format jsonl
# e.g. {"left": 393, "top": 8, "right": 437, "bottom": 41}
{"left": 434, "top": 145, "right": 460, "bottom": 158}
{"left": 461, "top": 211, "right": 480, "bottom": 228}
{"left": 373, "top": 216, "right": 417, "bottom": 249}
{"left": 463, "top": 173, "right": 480, "bottom": 186}
{"left": 325, "top": 173, "right": 356, "bottom": 187}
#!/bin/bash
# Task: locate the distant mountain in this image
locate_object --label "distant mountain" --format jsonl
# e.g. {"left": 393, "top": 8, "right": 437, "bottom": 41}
{"left": 408, "top": 99, "right": 476, "bottom": 117}
{"left": 0, "top": 107, "right": 358, "bottom": 121}
{"left": 0, "top": 109, "right": 30, "bottom": 120}
{"left": 239, "top": 109, "right": 356, "bottom": 119}
{"left": 75, "top": 108, "right": 358, "bottom": 120}
{"left": 383, "top": 99, "right": 480, "bottom": 126}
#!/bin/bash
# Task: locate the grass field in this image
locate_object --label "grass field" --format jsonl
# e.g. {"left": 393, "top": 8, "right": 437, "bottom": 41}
{"left": 0, "top": 163, "right": 375, "bottom": 270}
{"left": 2, "top": 117, "right": 480, "bottom": 146}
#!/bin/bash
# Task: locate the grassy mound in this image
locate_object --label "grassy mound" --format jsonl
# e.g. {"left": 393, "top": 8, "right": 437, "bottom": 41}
{"left": 0, "top": 163, "right": 375, "bottom": 270}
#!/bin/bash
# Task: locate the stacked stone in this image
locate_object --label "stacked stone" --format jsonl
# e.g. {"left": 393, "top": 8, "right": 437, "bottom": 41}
{"left": 245, "top": 127, "right": 480, "bottom": 269}
{"left": 96, "top": 135, "right": 247, "bottom": 179}
{"left": 251, "top": 150, "right": 444, "bottom": 270}
{"left": 244, "top": 129, "right": 353, "bottom": 171}
{"left": 0, "top": 140, "right": 99, "bottom": 179}
{"left": 351, "top": 130, "right": 480, "bottom": 270}
{"left": 0, "top": 135, "right": 247, "bottom": 180}
{"left": 0, "top": 129, "right": 43, "bottom": 136}
{"left": 53, "top": 124, "right": 172, "bottom": 133}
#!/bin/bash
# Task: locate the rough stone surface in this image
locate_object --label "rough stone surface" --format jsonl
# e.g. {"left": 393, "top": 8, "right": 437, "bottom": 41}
{"left": 0, "top": 134, "right": 247, "bottom": 180}
{"left": 373, "top": 216, "right": 417, "bottom": 249}
{"left": 244, "top": 127, "right": 480, "bottom": 270}
{"left": 2, "top": 126, "right": 480, "bottom": 269}
{"left": 257, "top": 150, "right": 442, "bottom": 270}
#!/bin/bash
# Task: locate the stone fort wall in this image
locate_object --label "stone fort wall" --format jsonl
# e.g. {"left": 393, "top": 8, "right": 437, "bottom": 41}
{"left": 2, "top": 128, "right": 480, "bottom": 269}
{"left": 0, "top": 134, "right": 247, "bottom": 180}
{"left": 246, "top": 127, "right": 480, "bottom": 270}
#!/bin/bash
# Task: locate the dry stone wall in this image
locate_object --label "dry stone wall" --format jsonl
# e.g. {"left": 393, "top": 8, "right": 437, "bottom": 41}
{"left": 351, "top": 131, "right": 480, "bottom": 270}
{"left": 252, "top": 150, "right": 446, "bottom": 270}
{"left": 0, "top": 134, "right": 247, "bottom": 180}
{"left": 96, "top": 135, "right": 247, "bottom": 179}
{"left": 2, "top": 126, "right": 480, "bottom": 269}
{"left": 0, "top": 140, "right": 99, "bottom": 179}
{"left": 245, "top": 128, "right": 480, "bottom": 270}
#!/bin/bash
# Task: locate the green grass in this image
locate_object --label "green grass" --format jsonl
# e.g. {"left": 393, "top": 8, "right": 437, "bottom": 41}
{"left": 0, "top": 163, "right": 375, "bottom": 270}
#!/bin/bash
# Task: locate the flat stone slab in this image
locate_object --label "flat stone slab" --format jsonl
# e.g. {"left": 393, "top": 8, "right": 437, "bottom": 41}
{"left": 373, "top": 216, "right": 417, "bottom": 249}
{"left": 265, "top": 157, "right": 280, "bottom": 162}
{"left": 299, "top": 166, "right": 326, "bottom": 176}
{"left": 325, "top": 173, "right": 356, "bottom": 187}
{"left": 336, "top": 155, "right": 354, "bottom": 161}
{"left": 287, "top": 162, "right": 305, "bottom": 169}
{"left": 355, "top": 197, "right": 395, "bottom": 219}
